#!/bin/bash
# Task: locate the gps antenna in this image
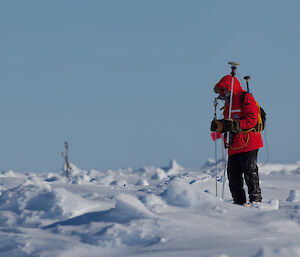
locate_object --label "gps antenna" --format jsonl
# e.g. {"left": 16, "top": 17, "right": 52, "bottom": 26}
{"left": 244, "top": 76, "right": 250, "bottom": 93}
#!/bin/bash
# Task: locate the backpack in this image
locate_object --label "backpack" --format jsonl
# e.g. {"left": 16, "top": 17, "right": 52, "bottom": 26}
{"left": 240, "top": 92, "right": 266, "bottom": 132}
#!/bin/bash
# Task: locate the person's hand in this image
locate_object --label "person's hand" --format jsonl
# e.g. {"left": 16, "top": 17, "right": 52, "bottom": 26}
{"left": 223, "top": 119, "right": 242, "bottom": 133}
{"left": 223, "top": 119, "right": 234, "bottom": 132}
{"left": 211, "top": 120, "right": 224, "bottom": 132}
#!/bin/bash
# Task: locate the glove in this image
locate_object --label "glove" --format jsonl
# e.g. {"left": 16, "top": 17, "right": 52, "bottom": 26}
{"left": 223, "top": 119, "right": 242, "bottom": 133}
{"left": 210, "top": 120, "right": 224, "bottom": 132}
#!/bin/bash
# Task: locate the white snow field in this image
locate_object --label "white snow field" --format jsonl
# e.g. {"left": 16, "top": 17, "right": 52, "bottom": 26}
{"left": 0, "top": 160, "right": 300, "bottom": 257}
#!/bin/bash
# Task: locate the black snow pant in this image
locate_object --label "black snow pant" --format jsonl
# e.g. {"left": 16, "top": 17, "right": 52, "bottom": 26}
{"left": 227, "top": 150, "right": 262, "bottom": 205}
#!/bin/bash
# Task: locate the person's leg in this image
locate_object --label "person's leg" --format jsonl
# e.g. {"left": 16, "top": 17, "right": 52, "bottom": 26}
{"left": 227, "top": 154, "right": 246, "bottom": 204}
{"left": 238, "top": 150, "right": 262, "bottom": 202}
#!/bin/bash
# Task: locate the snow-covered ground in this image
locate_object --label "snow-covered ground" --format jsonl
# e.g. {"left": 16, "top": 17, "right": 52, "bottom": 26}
{"left": 0, "top": 160, "right": 300, "bottom": 257}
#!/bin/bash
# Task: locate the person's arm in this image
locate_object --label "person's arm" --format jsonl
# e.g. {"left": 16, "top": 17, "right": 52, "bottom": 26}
{"left": 239, "top": 93, "right": 259, "bottom": 130}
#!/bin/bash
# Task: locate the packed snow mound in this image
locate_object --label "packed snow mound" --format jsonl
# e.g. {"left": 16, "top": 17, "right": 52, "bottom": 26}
{"left": 161, "top": 177, "right": 221, "bottom": 208}
{"left": 137, "top": 166, "right": 167, "bottom": 181}
{"left": 0, "top": 174, "right": 104, "bottom": 225}
{"left": 136, "top": 178, "right": 149, "bottom": 186}
{"left": 286, "top": 189, "right": 300, "bottom": 202}
{"left": 140, "top": 193, "right": 167, "bottom": 214}
{"left": 114, "top": 194, "right": 155, "bottom": 219}
{"left": 44, "top": 194, "right": 155, "bottom": 229}
{"left": 163, "top": 159, "right": 184, "bottom": 175}
{"left": 0, "top": 176, "right": 51, "bottom": 212}
{"left": 0, "top": 169, "right": 21, "bottom": 177}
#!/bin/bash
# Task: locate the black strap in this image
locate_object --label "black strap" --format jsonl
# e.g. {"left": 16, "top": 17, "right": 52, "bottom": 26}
{"left": 240, "top": 91, "right": 251, "bottom": 108}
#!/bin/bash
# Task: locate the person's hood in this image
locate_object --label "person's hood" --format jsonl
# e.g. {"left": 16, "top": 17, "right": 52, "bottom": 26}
{"left": 214, "top": 75, "right": 243, "bottom": 95}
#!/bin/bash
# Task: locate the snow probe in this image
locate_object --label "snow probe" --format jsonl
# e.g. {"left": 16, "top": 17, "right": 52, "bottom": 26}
{"left": 214, "top": 98, "right": 218, "bottom": 197}
{"left": 222, "top": 62, "right": 240, "bottom": 199}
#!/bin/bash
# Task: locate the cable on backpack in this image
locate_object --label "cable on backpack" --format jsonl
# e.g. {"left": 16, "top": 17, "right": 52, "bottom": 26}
{"left": 258, "top": 121, "right": 270, "bottom": 168}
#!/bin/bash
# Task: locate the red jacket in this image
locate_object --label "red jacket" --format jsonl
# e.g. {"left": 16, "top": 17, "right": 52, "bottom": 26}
{"left": 215, "top": 75, "right": 263, "bottom": 155}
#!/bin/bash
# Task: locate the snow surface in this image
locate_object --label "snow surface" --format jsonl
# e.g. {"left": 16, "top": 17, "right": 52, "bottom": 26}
{"left": 0, "top": 160, "right": 300, "bottom": 257}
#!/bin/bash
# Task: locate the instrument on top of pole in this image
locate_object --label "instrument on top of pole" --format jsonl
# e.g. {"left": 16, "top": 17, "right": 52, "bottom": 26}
{"left": 228, "top": 62, "right": 240, "bottom": 67}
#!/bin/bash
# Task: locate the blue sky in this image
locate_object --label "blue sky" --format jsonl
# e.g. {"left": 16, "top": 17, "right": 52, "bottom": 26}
{"left": 0, "top": 0, "right": 299, "bottom": 172}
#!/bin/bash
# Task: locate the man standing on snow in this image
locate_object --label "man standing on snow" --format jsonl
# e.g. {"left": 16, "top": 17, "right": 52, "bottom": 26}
{"left": 210, "top": 75, "right": 263, "bottom": 205}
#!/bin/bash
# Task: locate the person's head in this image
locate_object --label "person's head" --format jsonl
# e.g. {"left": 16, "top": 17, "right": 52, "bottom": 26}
{"left": 214, "top": 87, "right": 231, "bottom": 98}
{"left": 214, "top": 75, "right": 243, "bottom": 99}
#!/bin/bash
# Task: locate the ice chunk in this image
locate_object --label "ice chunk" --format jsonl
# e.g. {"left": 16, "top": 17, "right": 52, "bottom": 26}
{"left": 287, "top": 189, "right": 300, "bottom": 202}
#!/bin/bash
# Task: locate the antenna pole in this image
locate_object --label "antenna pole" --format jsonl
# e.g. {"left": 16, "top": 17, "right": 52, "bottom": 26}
{"left": 222, "top": 62, "right": 240, "bottom": 199}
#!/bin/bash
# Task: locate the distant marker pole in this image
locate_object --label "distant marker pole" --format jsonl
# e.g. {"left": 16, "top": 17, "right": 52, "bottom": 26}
{"left": 222, "top": 62, "right": 240, "bottom": 199}
{"left": 62, "top": 141, "right": 71, "bottom": 180}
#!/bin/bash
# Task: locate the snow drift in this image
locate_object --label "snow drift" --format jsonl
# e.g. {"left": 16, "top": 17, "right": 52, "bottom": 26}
{"left": 0, "top": 160, "right": 299, "bottom": 257}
